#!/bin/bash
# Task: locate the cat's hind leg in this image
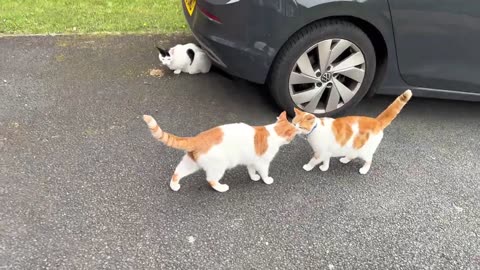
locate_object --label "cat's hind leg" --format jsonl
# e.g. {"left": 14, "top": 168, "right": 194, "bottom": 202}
{"left": 170, "top": 154, "right": 200, "bottom": 191}
{"left": 206, "top": 168, "right": 229, "bottom": 192}
{"left": 255, "top": 161, "right": 273, "bottom": 185}
{"left": 359, "top": 154, "right": 373, "bottom": 175}
{"left": 358, "top": 132, "right": 382, "bottom": 174}
{"left": 174, "top": 69, "right": 181, "bottom": 74}
{"left": 303, "top": 153, "right": 322, "bottom": 171}
{"left": 340, "top": 155, "right": 356, "bottom": 164}
{"left": 319, "top": 156, "right": 331, "bottom": 172}
{"left": 247, "top": 165, "right": 260, "bottom": 181}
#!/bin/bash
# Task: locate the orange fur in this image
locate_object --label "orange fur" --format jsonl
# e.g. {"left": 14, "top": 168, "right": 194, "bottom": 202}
{"left": 171, "top": 174, "right": 179, "bottom": 184}
{"left": 293, "top": 90, "right": 413, "bottom": 150}
{"left": 358, "top": 117, "right": 382, "bottom": 134}
{"left": 293, "top": 107, "right": 304, "bottom": 117}
{"left": 293, "top": 90, "right": 412, "bottom": 175}
{"left": 332, "top": 116, "right": 384, "bottom": 147}
{"left": 144, "top": 112, "right": 297, "bottom": 192}
{"left": 187, "top": 127, "right": 224, "bottom": 160}
{"left": 377, "top": 90, "right": 413, "bottom": 129}
{"left": 274, "top": 112, "right": 296, "bottom": 141}
{"left": 331, "top": 117, "right": 355, "bottom": 146}
{"left": 292, "top": 108, "right": 316, "bottom": 131}
{"left": 187, "top": 151, "right": 196, "bottom": 161}
{"left": 254, "top": 126, "right": 269, "bottom": 155}
{"left": 353, "top": 132, "right": 370, "bottom": 149}
{"left": 143, "top": 115, "right": 223, "bottom": 159}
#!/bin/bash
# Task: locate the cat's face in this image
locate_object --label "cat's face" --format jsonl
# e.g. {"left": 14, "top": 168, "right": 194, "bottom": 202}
{"left": 292, "top": 108, "right": 316, "bottom": 134}
{"left": 157, "top": 46, "right": 172, "bottom": 65}
{"left": 274, "top": 111, "right": 297, "bottom": 142}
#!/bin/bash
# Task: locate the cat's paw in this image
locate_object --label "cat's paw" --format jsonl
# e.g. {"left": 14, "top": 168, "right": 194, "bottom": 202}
{"left": 170, "top": 181, "right": 181, "bottom": 192}
{"left": 173, "top": 69, "right": 181, "bottom": 74}
{"left": 211, "top": 183, "right": 229, "bottom": 193}
{"left": 263, "top": 177, "right": 274, "bottom": 185}
{"left": 319, "top": 164, "right": 329, "bottom": 172}
{"left": 250, "top": 174, "right": 261, "bottom": 181}
{"left": 340, "top": 157, "right": 351, "bottom": 164}
{"left": 303, "top": 164, "right": 314, "bottom": 171}
{"left": 359, "top": 167, "right": 370, "bottom": 175}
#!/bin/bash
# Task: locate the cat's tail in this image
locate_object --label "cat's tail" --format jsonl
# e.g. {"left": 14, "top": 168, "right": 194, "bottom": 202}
{"left": 143, "top": 115, "right": 195, "bottom": 151}
{"left": 376, "top": 90, "right": 413, "bottom": 129}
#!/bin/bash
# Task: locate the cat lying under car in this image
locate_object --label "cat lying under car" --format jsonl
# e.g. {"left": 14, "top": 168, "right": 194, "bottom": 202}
{"left": 156, "top": 43, "right": 211, "bottom": 75}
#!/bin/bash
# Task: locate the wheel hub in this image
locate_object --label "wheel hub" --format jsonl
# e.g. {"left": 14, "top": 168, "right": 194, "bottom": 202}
{"left": 320, "top": 72, "right": 332, "bottom": 83}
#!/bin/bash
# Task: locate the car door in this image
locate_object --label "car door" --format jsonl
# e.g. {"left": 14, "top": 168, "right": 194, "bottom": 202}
{"left": 389, "top": 0, "right": 480, "bottom": 93}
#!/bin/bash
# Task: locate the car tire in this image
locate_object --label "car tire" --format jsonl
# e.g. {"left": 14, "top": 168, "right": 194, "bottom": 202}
{"left": 269, "top": 20, "right": 376, "bottom": 117}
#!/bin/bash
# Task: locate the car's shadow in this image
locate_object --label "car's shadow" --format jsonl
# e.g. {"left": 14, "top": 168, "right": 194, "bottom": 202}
{"left": 157, "top": 34, "right": 480, "bottom": 123}
{"left": 211, "top": 66, "right": 480, "bottom": 123}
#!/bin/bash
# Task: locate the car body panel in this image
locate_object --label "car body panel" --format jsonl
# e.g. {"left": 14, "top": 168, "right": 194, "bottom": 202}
{"left": 184, "top": 0, "right": 396, "bottom": 83}
{"left": 389, "top": 0, "right": 480, "bottom": 94}
{"left": 184, "top": 0, "right": 480, "bottom": 102}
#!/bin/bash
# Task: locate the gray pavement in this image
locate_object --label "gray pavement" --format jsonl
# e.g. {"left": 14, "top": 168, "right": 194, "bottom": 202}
{"left": 1, "top": 35, "right": 479, "bottom": 269}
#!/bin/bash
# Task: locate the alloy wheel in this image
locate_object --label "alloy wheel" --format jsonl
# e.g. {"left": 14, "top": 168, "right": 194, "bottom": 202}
{"left": 288, "top": 39, "right": 366, "bottom": 114}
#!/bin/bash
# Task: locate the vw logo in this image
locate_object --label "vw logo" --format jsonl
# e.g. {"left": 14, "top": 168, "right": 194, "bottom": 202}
{"left": 320, "top": 72, "right": 332, "bottom": 83}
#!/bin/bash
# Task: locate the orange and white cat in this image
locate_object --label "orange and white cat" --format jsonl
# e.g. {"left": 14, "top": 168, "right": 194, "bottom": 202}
{"left": 293, "top": 90, "right": 412, "bottom": 175}
{"left": 143, "top": 112, "right": 297, "bottom": 192}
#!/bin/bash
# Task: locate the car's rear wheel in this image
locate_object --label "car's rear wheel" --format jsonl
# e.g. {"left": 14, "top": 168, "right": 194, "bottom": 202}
{"left": 269, "top": 20, "right": 376, "bottom": 117}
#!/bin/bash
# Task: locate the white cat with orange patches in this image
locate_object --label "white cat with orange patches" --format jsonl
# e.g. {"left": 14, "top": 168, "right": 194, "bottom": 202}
{"left": 143, "top": 112, "right": 297, "bottom": 192}
{"left": 293, "top": 90, "right": 412, "bottom": 174}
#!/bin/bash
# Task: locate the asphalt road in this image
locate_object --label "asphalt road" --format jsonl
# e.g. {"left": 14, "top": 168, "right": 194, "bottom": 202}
{"left": 1, "top": 35, "right": 479, "bottom": 269}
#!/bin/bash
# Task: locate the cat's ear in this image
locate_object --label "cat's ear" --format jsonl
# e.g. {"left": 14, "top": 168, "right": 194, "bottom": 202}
{"left": 277, "top": 111, "right": 287, "bottom": 121}
{"left": 156, "top": 46, "right": 169, "bottom": 57}
{"left": 186, "top": 49, "right": 195, "bottom": 65}
{"left": 293, "top": 107, "right": 303, "bottom": 115}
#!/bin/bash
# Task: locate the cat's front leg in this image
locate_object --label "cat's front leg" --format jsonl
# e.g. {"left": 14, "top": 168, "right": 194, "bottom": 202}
{"left": 173, "top": 69, "right": 181, "bottom": 75}
{"left": 256, "top": 162, "right": 273, "bottom": 185}
{"left": 303, "top": 154, "right": 322, "bottom": 171}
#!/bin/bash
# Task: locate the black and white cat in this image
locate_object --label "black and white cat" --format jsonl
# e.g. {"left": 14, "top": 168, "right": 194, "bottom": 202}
{"left": 156, "top": 43, "right": 211, "bottom": 75}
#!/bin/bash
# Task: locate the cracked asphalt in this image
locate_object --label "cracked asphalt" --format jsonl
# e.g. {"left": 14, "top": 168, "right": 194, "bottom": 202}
{"left": 1, "top": 35, "right": 479, "bottom": 269}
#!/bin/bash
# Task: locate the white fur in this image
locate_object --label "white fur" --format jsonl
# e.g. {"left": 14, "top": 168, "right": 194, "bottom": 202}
{"left": 159, "top": 43, "right": 211, "bottom": 75}
{"left": 300, "top": 118, "right": 383, "bottom": 174}
{"left": 171, "top": 123, "right": 292, "bottom": 192}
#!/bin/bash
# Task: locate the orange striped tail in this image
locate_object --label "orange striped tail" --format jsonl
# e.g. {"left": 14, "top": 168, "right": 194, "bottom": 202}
{"left": 143, "top": 115, "right": 195, "bottom": 151}
{"left": 376, "top": 90, "right": 413, "bottom": 129}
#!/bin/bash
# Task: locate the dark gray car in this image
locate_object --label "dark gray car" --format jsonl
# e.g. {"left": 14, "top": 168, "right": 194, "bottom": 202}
{"left": 183, "top": 0, "right": 480, "bottom": 116}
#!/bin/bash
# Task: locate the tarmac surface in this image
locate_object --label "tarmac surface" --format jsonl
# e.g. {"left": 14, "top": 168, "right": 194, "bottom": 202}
{"left": 1, "top": 34, "right": 479, "bottom": 269}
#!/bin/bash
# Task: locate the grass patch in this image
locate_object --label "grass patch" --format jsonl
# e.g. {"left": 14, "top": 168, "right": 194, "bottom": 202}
{"left": 0, "top": 0, "right": 188, "bottom": 34}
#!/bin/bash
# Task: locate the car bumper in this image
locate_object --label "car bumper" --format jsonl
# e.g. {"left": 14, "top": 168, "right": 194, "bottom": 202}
{"left": 182, "top": 0, "right": 278, "bottom": 84}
